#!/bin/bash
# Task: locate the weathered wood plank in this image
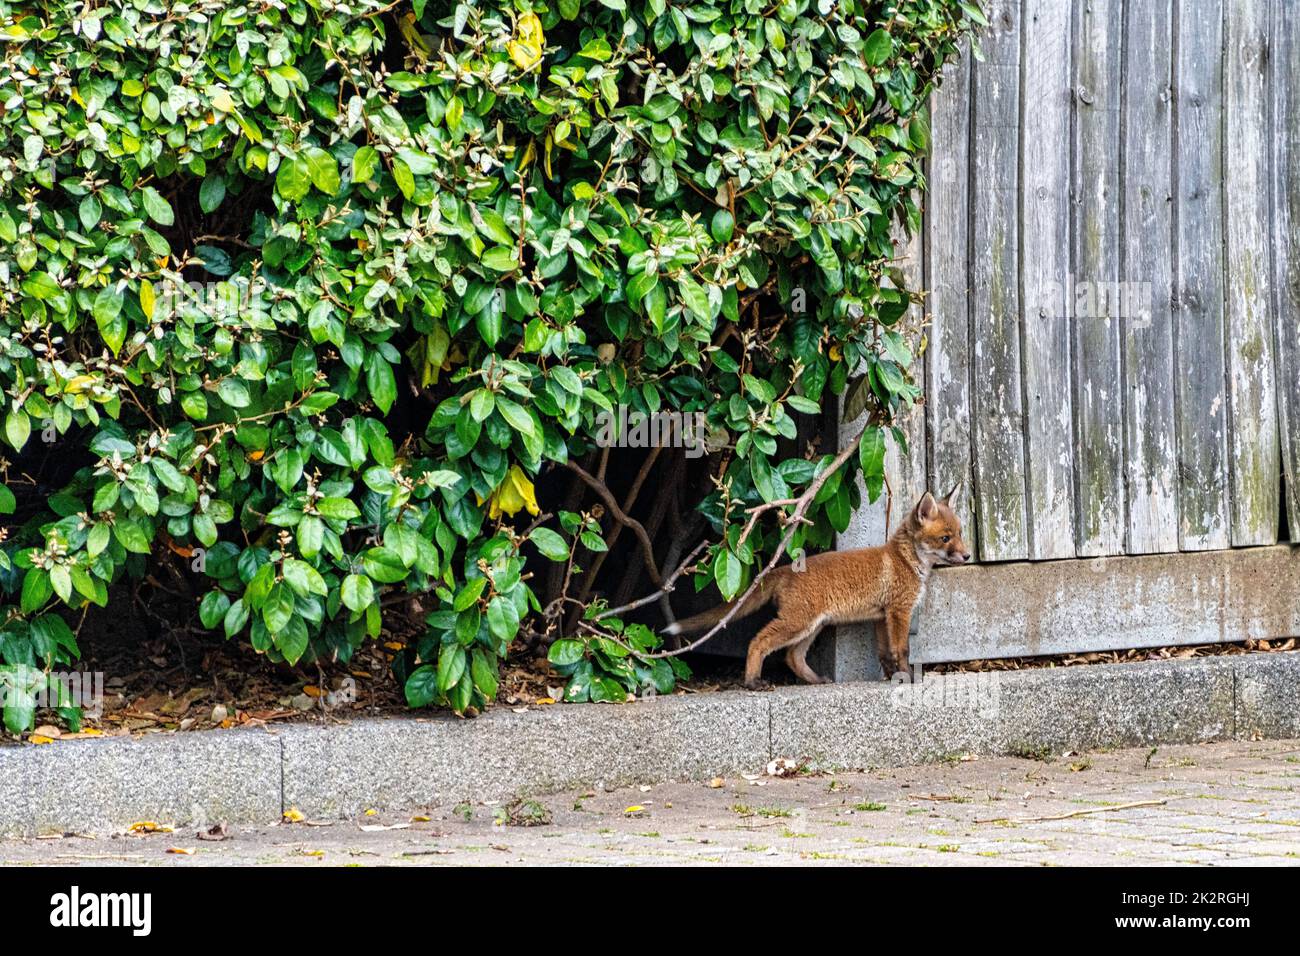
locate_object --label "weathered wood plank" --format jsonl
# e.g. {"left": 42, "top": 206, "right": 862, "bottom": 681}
{"left": 1019, "top": 0, "right": 1075, "bottom": 559}
{"left": 925, "top": 47, "right": 975, "bottom": 533}
{"left": 1072, "top": 0, "right": 1126, "bottom": 556}
{"left": 1273, "top": 0, "right": 1300, "bottom": 543}
{"left": 886, "top": 220, "right": 928, "bottom": 522}
{"left": 914, "top": 545, "right": 1300, "bottom": 663}
{"left": 969, "top": 0, "right": 1028, "bottom": 561}
{"left": 1172, "top": 0, "right": 1230, "bottom": 551}
{"left": 1223, "top": 0, "right": 1279, "bottom": 546}
{"left": 1121, "top": 0, "right": 1179, "bottom": 553}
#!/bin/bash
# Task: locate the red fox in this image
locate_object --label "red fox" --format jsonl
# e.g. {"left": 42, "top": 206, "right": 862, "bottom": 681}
{"left": 663, "top": 488, "right": 970, "bottom": 687}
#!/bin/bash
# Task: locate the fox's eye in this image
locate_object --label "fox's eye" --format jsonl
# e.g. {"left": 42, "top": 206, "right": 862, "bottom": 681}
{"left": 941, "top": 535, "right": 951, "bottom": 543}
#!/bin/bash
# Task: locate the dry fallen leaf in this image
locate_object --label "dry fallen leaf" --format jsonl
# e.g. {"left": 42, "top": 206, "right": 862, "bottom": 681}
{"left": 28, "top": 734, "right": 55, "bottom": 745}
{"left": 359, "top": 823, "right": 410, "bottom": 832}
{"left": 166, "top": 847, "right": 195, "bottom": 855}
{"left": 283, "top": 808, "right": 305, "bottom": 823}
{"left": 196, "top": 823, "right": 230, "bottom": 842}
{"left": 129, "top": 821, "right": 174, "bottom": 834}
{"left": 708, "top": 778, "right": 725, "bottom": 789}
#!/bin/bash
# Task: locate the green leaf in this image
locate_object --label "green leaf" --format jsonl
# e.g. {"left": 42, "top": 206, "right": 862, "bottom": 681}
{"left": 352, "top": 145, "right": 379, "bottom": 183}
{"left": 217, "top": 378, "right": 251, "bottom": 408}
{"left": 262, "top": 581, "right": 296, "bottom": 633}
{"left": 4, "top": 410, "right": 30, "bottom": 451}
{"left": 548, "top": 638, "right": 585, "bottom": 666}
{"left": 283, "top": 558, "right": 327, "bottom": 597}
{"left": 93, "top": 286, "right": 127, "bottom": 355}
{"left": 495, "top": 397, "right": 536, "bottom": 438}
{"left": 864, "top": 28, "right": 893, "bottom": 66}
{"left": 859, "top": 425, "right": 886, "bottom": 478}
{"left": 713, "top": 548, "right": 744, "bottom": 601}
{"left": 276, "top": 156, "right": 312, "bottom": 201}
{"left": 710, "top": 209, "right": 735, "bottom": 243}
{"left": 140, "top": 186, "right": 174, "bottom": 225}
{"left": 341, "top": 574, "right": 375, "bottom": 613}
{"left": 366, "top": 354, "right": 397, "bottom": 413}
{"left": 199, "top": 590, "right": 231, "bottom": 629}
{"left": 529, "top": 527, "right": 569, "bottom": 561}
{"left": 437, "top": 644, "right": 467, "bottom": 693}
{"left": 405, "top": 664, "right": 438, "bottom": 708}
{"left": 199, "top": 174, "right": 226, "bottom": 213}
{"left": 303, "top": 146, "right": 340, "bottom": 194}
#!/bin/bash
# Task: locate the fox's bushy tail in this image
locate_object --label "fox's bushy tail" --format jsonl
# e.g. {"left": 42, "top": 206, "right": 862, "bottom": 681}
{"left": 662, "top": 583, "right": 778, "bottom": 637}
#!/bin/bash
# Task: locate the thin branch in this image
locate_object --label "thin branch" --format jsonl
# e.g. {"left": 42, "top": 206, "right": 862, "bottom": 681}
{"left": 593, "top": 420, "right": 873, "bottom": 660}
{"left": 561, "top": 460, "right": 663, "bottom": 586}
{"left": 594, "top": 538, "right": 709, "bottom": 620}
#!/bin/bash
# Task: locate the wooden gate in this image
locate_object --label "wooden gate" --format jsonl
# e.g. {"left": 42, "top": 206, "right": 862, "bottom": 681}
{"left": 836, "top": 0, "right": 1300, "bottom": 668}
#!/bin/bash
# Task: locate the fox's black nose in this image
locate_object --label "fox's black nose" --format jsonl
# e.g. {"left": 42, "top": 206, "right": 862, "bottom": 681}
{"left": 954, "top": 551, "right": 971, "bottom": 564}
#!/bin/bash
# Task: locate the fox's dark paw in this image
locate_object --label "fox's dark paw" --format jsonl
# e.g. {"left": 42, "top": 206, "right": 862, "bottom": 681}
{"left": 743, "top": 678, "right": 775, "bottom": 692}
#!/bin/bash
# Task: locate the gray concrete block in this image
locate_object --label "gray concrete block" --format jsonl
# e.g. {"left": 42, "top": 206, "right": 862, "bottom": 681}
{"left": 810, "top": 623, "right": 884, "bottom": 682}
{"left": 914, "top": 545, "right": 1300, "bottom": 663}
{"left": 0, "top": 729, "right": 282, "bottom": 837}
{"left": 1233, "top": 651, "right": 1300, "bottom": 739}
{"left": 279, "top": 690, "right": 771, "bottom": 818}
{"left": 769, "top": 656, "right": 1238, "bottom": 768}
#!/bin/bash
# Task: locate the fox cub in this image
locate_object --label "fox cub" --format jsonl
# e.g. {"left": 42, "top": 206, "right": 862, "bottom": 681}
{"left": 664, "top": 488, "right": 970, "bottom": 687}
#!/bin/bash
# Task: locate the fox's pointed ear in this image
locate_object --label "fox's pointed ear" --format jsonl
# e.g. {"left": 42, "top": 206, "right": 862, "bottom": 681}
{"left": 915, "top": 492, "right": 938, "bottom": 520}
{"left": 941, "top": 481, "right": 961, "bottom": 506}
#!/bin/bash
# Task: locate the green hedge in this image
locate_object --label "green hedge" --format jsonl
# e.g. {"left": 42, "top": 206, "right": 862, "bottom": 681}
{"left": 0, "top": 0, "right": 982, "bottom": 728}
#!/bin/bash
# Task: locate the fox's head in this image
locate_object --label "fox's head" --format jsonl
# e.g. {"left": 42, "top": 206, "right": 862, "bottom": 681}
{"left": 908, "top": 484, "right": 971, "bottom": 566}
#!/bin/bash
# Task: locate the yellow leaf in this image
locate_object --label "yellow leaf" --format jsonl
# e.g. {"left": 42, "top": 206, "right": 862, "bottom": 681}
{"left": 488, "top": 465, "right": 539, "bottom": 519}
{"left": 129, "top": 821, "right": 174, "bottom": 833}
{"left": 411, "top": 815, "right": 431, "bottom": 822}
{"left": 518, "top": 138, "right": 537, "bottom": 174}
{"left": 624, "top": 805, "right": 645, "bottom": 814}
{"left": 166, "top": 846, "right": 195, "bottom": 855}
{"left": 508, "top": 12, "right": 545, "bottom": 70}
{"left": 397, "top": 12, "right": 432, "bottom": 56}
{"left": 211, "top": 90, "right": 235, "bottom": 113}
{"left": 283, "top": 808, "right": 305, "bottom": 823}
{"left": 140, "top": 279, "right": 156, "bottom": 320}
{"left": 28, "top": 734, "right": 54, "bottom": 745}
{"left": 828, "top": 344, "right": 842, "bottom": 361}
{"left": 65, "top": 375, "right": 97, "bottom": 394}
{"left": 543, "top": 132, "right": 553, "bottom": 180}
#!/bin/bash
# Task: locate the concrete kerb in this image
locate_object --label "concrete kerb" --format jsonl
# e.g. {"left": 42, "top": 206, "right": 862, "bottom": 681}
{"left": 0, "top": 652, "right": 1296, "bottom": 836}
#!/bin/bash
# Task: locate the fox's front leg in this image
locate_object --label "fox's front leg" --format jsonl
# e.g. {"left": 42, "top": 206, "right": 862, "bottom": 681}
{"left": 876, "top": 607, "right": 912, "bottom": 679}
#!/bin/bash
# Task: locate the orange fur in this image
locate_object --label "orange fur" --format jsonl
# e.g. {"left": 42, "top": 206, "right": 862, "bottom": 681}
{"left": 665, "top": 489, "right": 970, "bottom": 687}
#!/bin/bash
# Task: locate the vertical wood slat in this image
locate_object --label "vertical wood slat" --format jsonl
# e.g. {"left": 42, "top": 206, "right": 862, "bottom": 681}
{"left": 1019, "top": 0, "right": 1076, "bottom": 559}
{"left": 970, "top": 0, "right": 1028, "bottom": 561}
{"left": 1122, "top": 0, "right": 1179, "bottom": 553}
{"left": 886, "top": 221, "right": 928, "bottom": 523}
{"left": 1072, "top": 0, "right": 1127, "bottom": 556}
{"left": 1173, "top": 0, "right": 1231, "bottom": 551}
{"left": 925, "top": 48, "right": 976, "bottom": 532}
{"left": 1223, "top": 0, "right": 1280, "bottom": 546}
{"left": 1272, "top": 0, "right": 1300, "bottom": 543}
